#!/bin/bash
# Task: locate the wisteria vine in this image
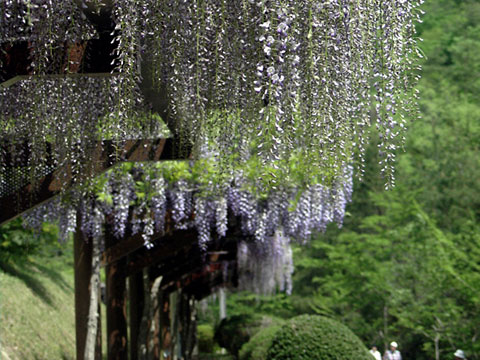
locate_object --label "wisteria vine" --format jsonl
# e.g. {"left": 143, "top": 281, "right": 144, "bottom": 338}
{"left": 2, "top": 1, "right": 424, "bottom": 293}
{"left": 23, "top": 161, "right": 353, "bottom": 293}
{"left": 1, "top": 0, "right": 424, "bottom": 190}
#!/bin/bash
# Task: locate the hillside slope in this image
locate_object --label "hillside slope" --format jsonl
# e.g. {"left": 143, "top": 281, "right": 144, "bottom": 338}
{"left": 0, "top": 256, "right": 76, "bottom": 360}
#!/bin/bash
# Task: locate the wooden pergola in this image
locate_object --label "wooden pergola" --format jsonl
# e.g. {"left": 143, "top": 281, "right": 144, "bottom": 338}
{"left": 0, "top": 6, "right": 240, "bottom": 359}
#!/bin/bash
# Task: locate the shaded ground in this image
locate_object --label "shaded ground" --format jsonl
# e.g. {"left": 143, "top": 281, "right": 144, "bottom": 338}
{"left": 0, "top": 257, "right": 76, "bottom": 360}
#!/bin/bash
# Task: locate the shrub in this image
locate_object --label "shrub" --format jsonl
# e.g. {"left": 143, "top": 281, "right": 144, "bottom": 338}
{"left": 239, "top": 323, "right": 283, "bottom": 360}
{"left": 266, "top": 315, "right": 371, "bottom": 360}
{"left": 198, "top": 324, "right": 216, "bottom": 354}
{"left": 215, "top": 314, "right": 281, "bottom": 358}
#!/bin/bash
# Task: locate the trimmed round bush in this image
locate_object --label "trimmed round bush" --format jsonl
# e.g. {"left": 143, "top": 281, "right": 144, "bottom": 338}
{"left": 198, "top": 324, "right": 216, "bottom": 354}
{"left": 215, "top": 314, "right": 282, "bottom": 357}
{"left": 239, "top": 323, "right": 284, "bottom": 360}
{"left": 215, "top": 314, "right": 262, "bottom": 357}
{"left": 266, "top": 315, "right": 371, "bottom": 360}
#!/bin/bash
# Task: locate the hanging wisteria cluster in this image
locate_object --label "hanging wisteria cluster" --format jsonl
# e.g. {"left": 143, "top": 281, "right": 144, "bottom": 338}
{"left": 0, "top": 76, "right": 114, "bottom": 183}
{"left": 0, "top": 0, "right": 96, "bottom": 73}
{"left": 237, "top": 230, "right": 294, "bottom": 295}
{"left": 0, "top": 75, "right": 168, "bottom": 194}
{"left": 139, "top": 0, "right": 424, "bottom": 188}
{"left": 23, "top": 161, "right": 353, "bottom": 293}
{"left": 1, "top": 0, "right": 423, "bottom": 191}
{"left": 25, "top": 163, "right": 353, "bottom": 244}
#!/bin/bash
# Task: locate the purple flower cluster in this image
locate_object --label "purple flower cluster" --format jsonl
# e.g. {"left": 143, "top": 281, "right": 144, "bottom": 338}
{"left": 21, "top": 160, "right": 354, "bottom": 296}
{"left": 22, "top": 162, "right": 353, "bottom": 285}
{"left": 0, "top": 0, "right": 96, "bottom": 75}
{"left": 0, "top": 76, "right": 121, "bottom": 190}
{"left": 237, "top": 229, "right": 294, "bottom": 295}
{"left": 144, "top": 0, "right": 423, "bottom": 187}
{"left": 1, "top": 1, "right": 424, "bottom": 196}
{"left": 111, "top": 172, "right": 135, "bottom": 238}
{"left": 151, "top": 177, "right": 167, "bottom": 233}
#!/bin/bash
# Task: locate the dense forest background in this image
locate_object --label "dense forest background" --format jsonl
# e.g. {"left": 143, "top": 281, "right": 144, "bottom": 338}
{"left": 209, "top": 1, "right": 480, "bottom": 359}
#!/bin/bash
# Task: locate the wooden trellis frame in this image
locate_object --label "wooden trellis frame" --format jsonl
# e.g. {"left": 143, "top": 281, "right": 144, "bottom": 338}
{"left": 74, "top": 223, "right": 237, "bottom": 360}
{"left": 1, "top": 11, "right": 239, "bottom": 360}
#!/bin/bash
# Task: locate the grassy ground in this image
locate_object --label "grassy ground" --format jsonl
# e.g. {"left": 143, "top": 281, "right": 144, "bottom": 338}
{"left": 0, "top": 239, "right": 226, "bottom": 360}
{"left": 0, "top": 250, "right": 76, "bottom": 360}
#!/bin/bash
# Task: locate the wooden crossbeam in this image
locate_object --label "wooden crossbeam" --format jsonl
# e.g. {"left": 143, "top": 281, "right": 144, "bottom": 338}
{"left": 164, "top": 265, "right": 235, "bottom": 301}
{"left": 0, "top": 138, "right": 182, "bottom": 225}
{"left": 103, "top": 215, "right": 244, "bottom": 270}
{"left": 125, "top": 230, "right": 198, "bottom": 277}
{"left": 101, "top": 212, "right": 180, "bottom": 266}
{"left": 150, "top": 243, "right": 237, "bottom": 288}
{"left": 158, "top": 259, "right": 233, "bottom": 293}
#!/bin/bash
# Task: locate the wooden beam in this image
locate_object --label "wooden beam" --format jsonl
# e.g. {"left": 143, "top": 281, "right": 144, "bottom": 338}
{"left": 150, "top": 249, "right": 236, "bottom": 291}
{"left": 125, "top": 229, "right": 198, "bottom": 277}
{"left": 184, "top": 267, "right": 234, "bottom": 301}
{"left": 151, "top": 237, "right": 238, "bottom": 297}
{"left": 101, "top": 211, "right": 177, "bottom": 266}
{"left": 113, "top": 216, "right": 244, "bottom": 276}
{"left": 101, "top": 211, "right": 189, "bottom": 267}
{"left": 0, "top": 138, "right": 182, "bottom": 225}
{"left": 102, "top": 233, "right": 145, "bottom": 266}
{"left": 162, "top": 266, "right": 232, "bottom": 302}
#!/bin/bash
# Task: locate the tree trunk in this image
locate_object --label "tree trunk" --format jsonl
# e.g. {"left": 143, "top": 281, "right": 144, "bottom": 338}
{"left": 219, "top": 288, "right": 227, "bottom": 321}
{"left": 159, "top": 290, "right": 172, "bottom": 360}
{"left": 179, "top": 292, "right": 197, "bottom": 360}
{"left": 383, "top": 304, "right": 388, "bottom": 352}
{"left": 169, "top": 291, "right": 180, "bottom": 360}
{"left": 148, "top": 275, "right": 163, "bottom": 360}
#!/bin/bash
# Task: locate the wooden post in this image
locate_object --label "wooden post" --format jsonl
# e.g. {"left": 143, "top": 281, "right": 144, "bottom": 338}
{"left": 106, "top": 230, "right": 128, "bottom": 360}
{"left": 96, "top": 302, "right": 102, "bottom": 359}
{"left": 179, "top": 292, "right": 197, "bottom": 360}
{"left": 169, "top": 291, "right": 181, "bottom": 360}
{"left": 129, "top": 271, "right": 144, "bottom": 360}
{"left": 74, "top": 218, "right": 102, "bottom": 360}
{"left": 159, "top": 291, "right": 172, "bottom": 360}
{"left": 219, "top": 288, "right": 227, "bottom": 321}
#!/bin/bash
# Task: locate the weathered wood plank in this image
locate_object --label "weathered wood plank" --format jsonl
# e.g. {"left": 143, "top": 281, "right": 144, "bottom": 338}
{"left": 125, "top": 230, "right": 198, "bottom": 277}
{"left": 105, "top": 229, "right": 129, "bottom": 360}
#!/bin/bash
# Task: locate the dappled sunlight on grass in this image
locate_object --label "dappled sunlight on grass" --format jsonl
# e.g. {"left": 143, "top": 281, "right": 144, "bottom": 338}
{"left": 0, "top": 255, "right": 76, "bottom": 359}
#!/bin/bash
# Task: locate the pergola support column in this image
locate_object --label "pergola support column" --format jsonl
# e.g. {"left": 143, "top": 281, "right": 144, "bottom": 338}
{"left": 129, "top": 270, "right": 144, "bottom": 360}
{"left": 106, "top": 230, "right": 129, "bottom": 360}
{"left": 74, "top": 216, "right": 102, "bottom": 360}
